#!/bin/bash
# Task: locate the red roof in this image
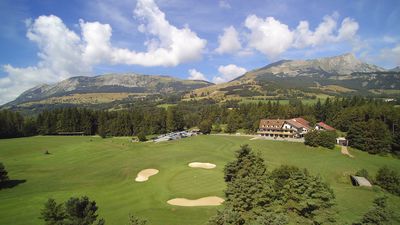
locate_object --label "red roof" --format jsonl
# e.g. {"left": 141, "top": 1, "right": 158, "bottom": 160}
{"left": 317, "top": 122, "right": 335, "bottom": 131}
{"left": 292, "top": 117, "right": 311, "bottom": 129}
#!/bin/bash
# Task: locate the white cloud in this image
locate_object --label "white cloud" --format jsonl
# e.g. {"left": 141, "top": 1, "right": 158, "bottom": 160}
{"left": 215, "top": 26, "right": 242, "bottom": 54}
{"left": 188, "top": 69, "right": 207, "bottom": 81}
{"left": 212, "top": 64, "right": 247, "bottom": 84}
{"left": 337, "top": 17, "right": 359, "bottom": 41}
{"left": 0, "top": 0, "right": 207, "bottom": 104}
{"left": 80, "top": 20, "right": 113, "bottom": 65}
{"left": 241, "top": 13, "right": 359, "bottom": 58}
{"left": 108, "top": 0, "right": 206, "bottom": 67}
{"left": 245, "top": 15, "right": 294, "bottom": 58}
{"left": 0, "top": 15, "right": 91, "bottom": 105}
{"left": 219, "top": 0, "right": 231, "bottom": 9}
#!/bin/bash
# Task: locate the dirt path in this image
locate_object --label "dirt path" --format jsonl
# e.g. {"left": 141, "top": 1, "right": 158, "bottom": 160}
{"left": 341, "top": 146, "right": 354, "bottom": 158}
{"left": 167, "top": 196, "right": 224, "bottom": 206}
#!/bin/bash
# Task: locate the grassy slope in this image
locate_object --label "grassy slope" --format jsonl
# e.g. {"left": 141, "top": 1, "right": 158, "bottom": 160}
{"left": 0, "top": 135, "right": 399, "bottom": 225}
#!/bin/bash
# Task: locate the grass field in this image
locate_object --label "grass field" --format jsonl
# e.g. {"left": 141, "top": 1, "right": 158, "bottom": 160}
{"left": 0, "top": 135, "right": 400, "bottom": 225}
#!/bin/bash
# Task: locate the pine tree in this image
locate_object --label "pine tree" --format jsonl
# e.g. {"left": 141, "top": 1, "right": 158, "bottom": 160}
{"left": 347, "top": 120, "right": 392, "bottom": 154}
{"left": 40, "top": 196, "right": 105, "bottom": 225}
{"left": 40, "top": 199, "right": 67, "bottom": 225}
{"left": 355, "top": 196, "right": 393, "bottom": 225}
{"left": 211, "top": 145, "right": 278, "bottom": 224}
{"left": 65, "top": 196, "right": 104, "bottom": 225}
{"left": 281, "top": 169, "right": 336, "bottom": 224}
{"left": 375, "top": 166, "right": 400, "bottom": 196}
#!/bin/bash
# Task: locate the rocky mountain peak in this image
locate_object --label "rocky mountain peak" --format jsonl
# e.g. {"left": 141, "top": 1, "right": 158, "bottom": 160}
{"left": 246, "top": 53, "right": 385, "bottom": 79}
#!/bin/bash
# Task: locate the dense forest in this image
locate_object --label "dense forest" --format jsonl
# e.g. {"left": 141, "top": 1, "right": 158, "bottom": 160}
{"left": 1, "top": 96, "right": 399, "bottom": 155}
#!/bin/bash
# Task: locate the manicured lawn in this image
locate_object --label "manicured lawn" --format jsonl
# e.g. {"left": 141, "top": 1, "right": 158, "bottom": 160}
{"left": 0, "top": 135, "right": 399, "bottom": 225}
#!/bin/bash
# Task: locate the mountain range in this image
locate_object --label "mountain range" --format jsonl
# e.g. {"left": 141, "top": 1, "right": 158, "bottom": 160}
{"left": 2, "top": 53, "right": 399, "bottom": 110}
{"left": 186, "top": 53, "right": 400, "bottom": 100}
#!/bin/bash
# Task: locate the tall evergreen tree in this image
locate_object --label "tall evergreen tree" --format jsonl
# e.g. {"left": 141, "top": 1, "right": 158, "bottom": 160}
{"left": 354, "top": 197, "right": 393, "bottom": 225}
{"left": 347, "top": 120, "right": 392, "bottom": 154}
{"left": 40, "top": 196, "right": 105, "bottom": 225}
{"left": 40, "top": 199, "right": 67, "bottom": 225}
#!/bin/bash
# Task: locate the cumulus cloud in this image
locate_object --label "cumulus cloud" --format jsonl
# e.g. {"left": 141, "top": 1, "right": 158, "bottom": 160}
{"left": 215, "top": 26, "right": 242, "bottom": 54}
{"left": 242, "top": 13, "right": 359, "bottom": 58}
{"left": 245, "top": 15, "right": 294, "bottom": 58}
{"left": 212, "top": 64, "right": 247, "bottom": 84}
{"left": 0, "top": 15, "right": 90, "bottom": 105}
{"left": 337, "top": 17, "right": 359, "bottom": 41}
{"left": 188, "top": 69, "right": 207, "bottom": 81}
{"left": 0, "top": 0, "right": 207, "bottom": 104}
{"left": 114, "top": 0, "right": 207, "bottom": 66}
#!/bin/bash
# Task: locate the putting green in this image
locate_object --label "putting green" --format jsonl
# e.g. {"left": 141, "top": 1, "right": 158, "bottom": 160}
{"left": 0, "top": 135, "right": 399, "bottom": 225}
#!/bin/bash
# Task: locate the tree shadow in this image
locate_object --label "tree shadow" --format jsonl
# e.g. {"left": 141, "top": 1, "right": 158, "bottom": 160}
{"left": 0, "top": 179, "right": 26, "bottom": 190}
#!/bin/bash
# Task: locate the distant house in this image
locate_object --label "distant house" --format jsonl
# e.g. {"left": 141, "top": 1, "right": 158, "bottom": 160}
{"left": 257, "top": 117, "right": 311, "bottom": 138}
{"left": 257, "top": 117, "right": 336, "bottom": 139}
{"left": 336, "top": 137, "right": 348, "bottom": 146}
{"left": 315, "top": 122, "right": 335, "bottom": 131}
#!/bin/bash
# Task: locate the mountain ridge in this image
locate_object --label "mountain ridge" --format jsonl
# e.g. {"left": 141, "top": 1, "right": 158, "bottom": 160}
{"left": 3, "top": 53, "right": 399, "bottom": 110}
{"left": 4, "top": 73, "right": 212, "bottom": 107}
{"left": 185, "top": 53, "right": 399, "bottom": 101}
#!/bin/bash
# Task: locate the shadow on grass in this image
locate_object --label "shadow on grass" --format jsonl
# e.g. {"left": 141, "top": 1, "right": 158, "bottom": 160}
{"left": 0, "top": 179, "right": 26, "bottom": 190}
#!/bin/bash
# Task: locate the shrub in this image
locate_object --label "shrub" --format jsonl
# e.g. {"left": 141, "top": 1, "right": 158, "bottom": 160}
{"left": 137, "top": 132, "right": 147, "bottom": 142}
{"left": 0, "top": 162, "right": 9, "bottom": 183}
{"left": 354, "top": 196, "right": 393, "bottom": 225}
{"left": 128, "top": 214, "right": 147, "bottom": 225}
{"left": 212, "top": 123, "right": 222, "bottom": 133}
{"left": 199, "top": 120, "right": 212, "bottom": 134}
{"left": 304, "top": 130, "right": 336, "bottom": 149}
{"left": 375, "top": 166, "right": 400, "bottom": 196}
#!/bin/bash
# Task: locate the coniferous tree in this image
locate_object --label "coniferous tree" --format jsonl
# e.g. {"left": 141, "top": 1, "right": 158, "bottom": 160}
{"left": 354, "top": 197, "right": 393, "bottom": 225}
{"left": 40, "top": 199, "right": 67, "bottom": 225}
{"left": 375, "top": 166, "right": 400, "bottom": 196}
{"left": 347, "top": 120, "right": 392, "bottom": 154}
{"left": 40, "top": 196, "right": 105, "bottom": 225}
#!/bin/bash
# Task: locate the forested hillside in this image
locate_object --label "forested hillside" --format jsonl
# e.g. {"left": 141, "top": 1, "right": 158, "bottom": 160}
{"left": 1, "top": 97, "right": 399, "bottom": 155}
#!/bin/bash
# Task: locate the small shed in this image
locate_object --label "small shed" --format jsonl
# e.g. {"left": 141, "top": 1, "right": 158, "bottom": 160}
{"left": 336, "top": 137, "right": 348, "bottom": 146}
{"left": 350, "top": 175, "right": 372, "bottom": 187}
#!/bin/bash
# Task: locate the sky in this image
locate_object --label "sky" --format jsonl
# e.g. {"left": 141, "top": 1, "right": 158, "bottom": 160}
{"left": 0, "top": 0, "right": 399, "bottom": 104}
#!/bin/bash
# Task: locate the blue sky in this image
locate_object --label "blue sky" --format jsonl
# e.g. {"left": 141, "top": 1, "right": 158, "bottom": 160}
{"left": 0, "top": 0, "right": 399, "bottom": 104}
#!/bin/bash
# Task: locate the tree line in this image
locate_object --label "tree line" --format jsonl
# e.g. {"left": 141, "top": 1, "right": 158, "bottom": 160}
{"left": 1, "top": 96, "right": 399, "bottom": 154}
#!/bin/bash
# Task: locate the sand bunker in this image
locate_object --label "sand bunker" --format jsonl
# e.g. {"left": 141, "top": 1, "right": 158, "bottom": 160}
{"left": 188, "top": 162, "right": 216, "bottom": 169}
{"left": 135, "top": 169, "right": 159, "bottom": 182}
{"left": 167, "top": 196, "right": 224, "bottom": 206}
